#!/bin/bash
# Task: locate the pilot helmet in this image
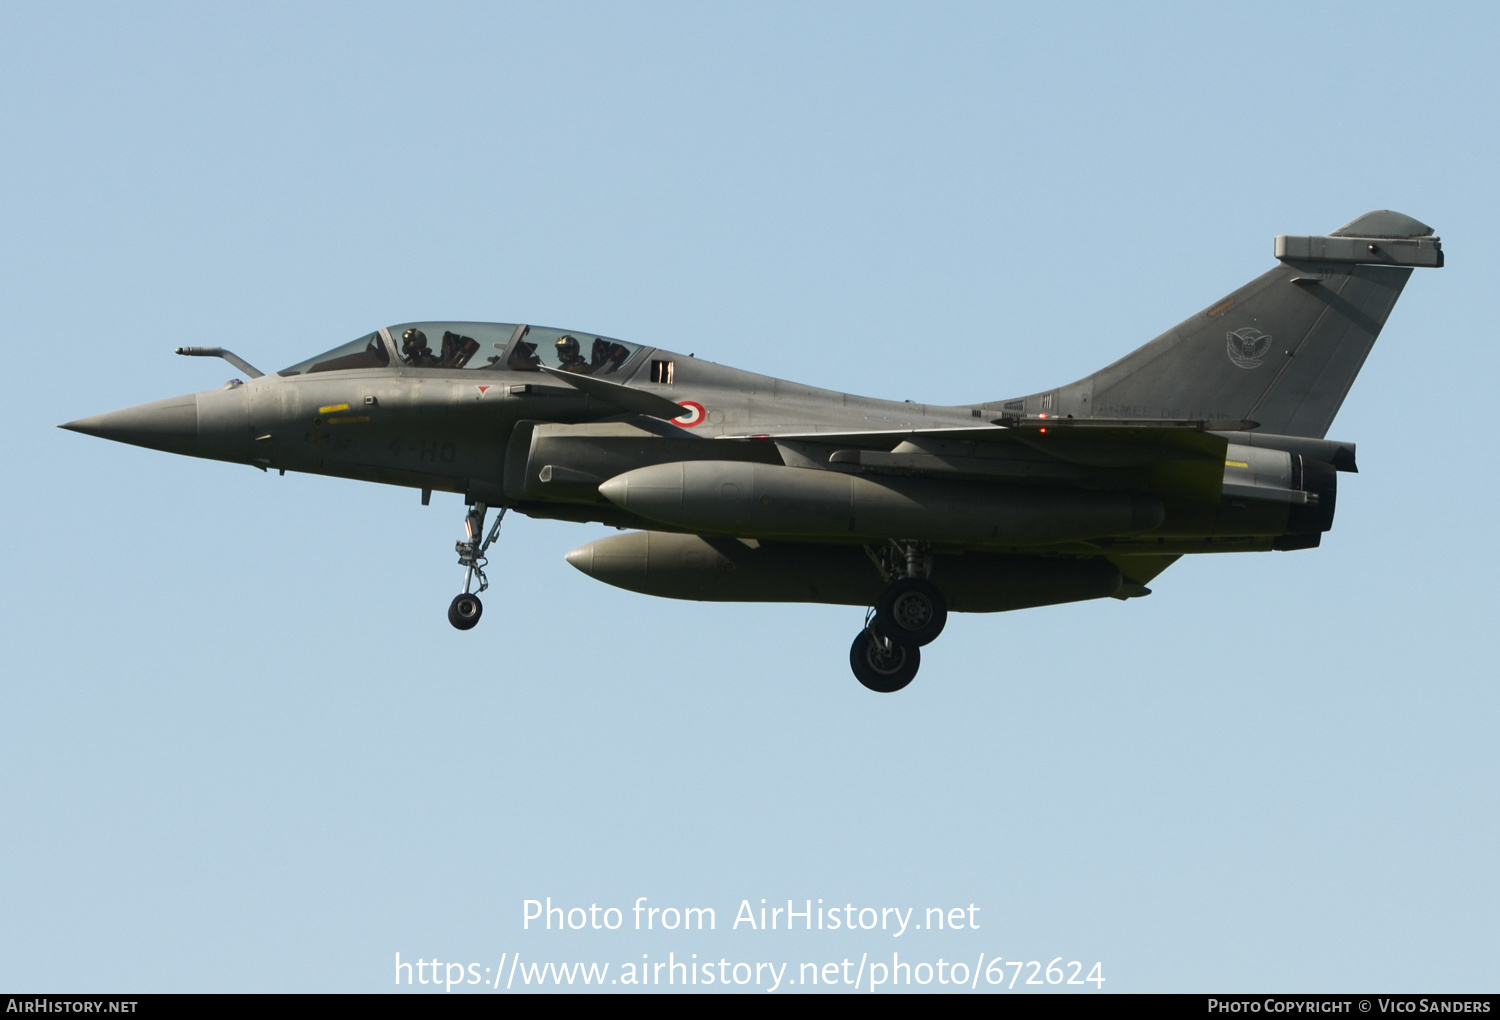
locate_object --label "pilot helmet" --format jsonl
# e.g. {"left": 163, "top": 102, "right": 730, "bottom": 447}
{"left": 555, "top": 335, "right": 580, "bottom": 360}
{"left": 401, "top": 328, "right": 429, "bottom": 358}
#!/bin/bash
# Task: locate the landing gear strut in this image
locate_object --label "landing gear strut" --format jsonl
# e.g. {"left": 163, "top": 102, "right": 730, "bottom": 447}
{"left": 449, "top": 501, "right": 505, "bottom": 631}
{"left": 850, "top": 541, "right": 948, "bottom": 691}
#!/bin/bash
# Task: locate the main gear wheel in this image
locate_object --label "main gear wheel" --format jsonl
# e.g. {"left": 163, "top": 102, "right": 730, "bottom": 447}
{"left": 874, "top": 577, "right": 947, "bottom": 646}
{"left": 850, "top": 628, "right": 920, "bottom": 693}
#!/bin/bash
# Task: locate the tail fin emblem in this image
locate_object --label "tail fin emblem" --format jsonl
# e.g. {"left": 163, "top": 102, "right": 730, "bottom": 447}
{"left": 1226, "top": 327, "right": 1274, "bottom": 369}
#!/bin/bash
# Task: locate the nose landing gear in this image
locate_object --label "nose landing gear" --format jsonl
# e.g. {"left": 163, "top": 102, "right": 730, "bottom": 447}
{"left": 449, "top": 501, "right": 505, "bottom": 631}
{"left": 851, "top": 541, "right": 948, "bottom": 691}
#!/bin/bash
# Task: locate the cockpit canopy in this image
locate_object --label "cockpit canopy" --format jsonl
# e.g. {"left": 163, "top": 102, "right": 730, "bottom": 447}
{"left": 277, "top": 331, "right": 390, "bottom": 376}
{"left": 277, "top": 323, "right": 645, "bottom": 377}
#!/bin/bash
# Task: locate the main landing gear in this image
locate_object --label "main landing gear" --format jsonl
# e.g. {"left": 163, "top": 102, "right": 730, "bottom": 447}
{"left": 850, "top": 541, "right": 948, "bottom": 693}
{"left": 449, "top": 501, "right": 505, "bottom": 631}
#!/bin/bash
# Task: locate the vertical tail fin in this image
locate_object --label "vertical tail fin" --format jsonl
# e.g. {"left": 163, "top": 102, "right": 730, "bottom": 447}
{"left": 998, "top": 211, "right": 1442, "bottom": 439}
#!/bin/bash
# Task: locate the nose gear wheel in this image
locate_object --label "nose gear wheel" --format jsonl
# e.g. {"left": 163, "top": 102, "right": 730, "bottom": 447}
{"left": 448, "top": 593, "right": 483, "bottom": 630}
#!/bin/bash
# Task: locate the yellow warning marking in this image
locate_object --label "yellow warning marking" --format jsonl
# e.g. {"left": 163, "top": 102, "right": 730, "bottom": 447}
{"left": 1225, "top": 460, "right": 1248, "bottom": 468}
{"left": 1207, "top": 297, "right": 1236, "bottom": 318}
{"left": 326, "top": 415, "right": 370, "bottom": 425}
{"left": 318, "top": 403, "right": 350, "bottom": 414}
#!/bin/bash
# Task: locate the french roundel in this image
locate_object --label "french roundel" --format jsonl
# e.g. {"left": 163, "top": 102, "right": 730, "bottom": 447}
{"left": 674, "top": 401, "right": 706, "bottom": 427}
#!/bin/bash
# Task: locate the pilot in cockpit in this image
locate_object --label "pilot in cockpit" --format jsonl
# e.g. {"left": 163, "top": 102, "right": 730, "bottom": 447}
{"left": 401, "top": 328, "right": 438, "bottom": 367}
{"left": 555, "top": 335, "right": 589, "bottom": 373}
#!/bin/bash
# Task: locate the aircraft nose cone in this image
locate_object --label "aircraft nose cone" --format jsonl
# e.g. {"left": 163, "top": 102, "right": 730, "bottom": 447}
{"left": 60, "top": 394, "right": 199, "bottom": 455}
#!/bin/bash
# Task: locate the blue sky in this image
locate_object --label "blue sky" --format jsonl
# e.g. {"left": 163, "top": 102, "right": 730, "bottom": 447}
{"left": 1, "top": 2, "right": 1495, "bottom": 992}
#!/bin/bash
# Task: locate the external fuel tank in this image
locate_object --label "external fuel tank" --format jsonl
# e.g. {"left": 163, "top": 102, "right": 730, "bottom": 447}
{"left": 596, "top": 460, "right": 1164, "bottom": 545}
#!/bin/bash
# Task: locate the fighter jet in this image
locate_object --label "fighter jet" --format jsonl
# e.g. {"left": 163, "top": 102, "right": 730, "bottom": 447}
{"left": 62, "top": 210, "right": 1443, "bottom": 691}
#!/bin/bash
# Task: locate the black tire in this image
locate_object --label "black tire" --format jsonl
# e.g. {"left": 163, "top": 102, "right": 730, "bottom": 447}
{"left": 875, "top": 577, "right": 947, "bottom": 646}
{"left": 448, "top": 593, "right": 483, "bottom": 630}
{"left": 849, "top": 629, "right": 920, "bottom": 693}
